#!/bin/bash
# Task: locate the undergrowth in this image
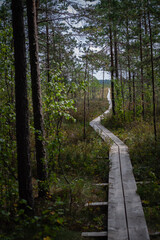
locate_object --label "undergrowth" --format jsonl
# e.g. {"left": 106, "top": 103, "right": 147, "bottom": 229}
{"left": 102, "top": 113, "right": 160, "bottom": 237}
{"left": 0, "top": 93, "right": 110, "bottom": 240}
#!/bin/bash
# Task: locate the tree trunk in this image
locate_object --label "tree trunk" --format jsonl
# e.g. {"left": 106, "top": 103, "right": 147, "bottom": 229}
{"left": 11, "top": 0, "right": 34, "bottom": 208}
{"left": 26, "top": 0, "right": 48, "bottom": 196}
{"left": 132, "top": 73, "right": 136, "bottom": 119}
{"left": 109, "top": 24, "right": 115, "bottom": 115}
{"left": 147, "top": 1, "right": 157, "bottom": 141}
{"left": 91, "top": 67, "right": 94, "bottom": 99}
{"left": 144, "top": 6, "right": 150, "bottom": 87}
{"left": 139, "top": 16, "right": 144, "bottom": 118}
{"left": 114, "top": 30, "right": 118, "bottom": 80}
{"left": 144, "top": 8, "right": 148, "bottom": 36}
{"left": 87, "top": 68, "right": 90, "bottom": 109}
{"left": 126, "top": 19, "right": 132, "bottom": 111}
{"left": 46, "top": 2, "right": 50, "bottom": 82}
{"left": 128, "top": 57, "right": 132, "bottom": 110}
{"left": 120, "top": 64, "right": 125, "bottom": 120}
{"left": 114, "top": 29, "right": 120, "bottom": 100}
{"left": 83, "top": 56, "right": 88, "bottom": 140}
{"left": 52, "top": 27, "right": 56, "bottom": 62}
{"left": 102, "top": 68, "right": 104, "bottom": 99}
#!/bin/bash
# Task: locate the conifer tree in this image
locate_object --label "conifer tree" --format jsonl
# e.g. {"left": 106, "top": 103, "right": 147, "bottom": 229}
{"left": 26, "top": 0, "right": 48, "bottom": 196}
{"left": 12, "top": 0, "right": 34, "bottom": 208}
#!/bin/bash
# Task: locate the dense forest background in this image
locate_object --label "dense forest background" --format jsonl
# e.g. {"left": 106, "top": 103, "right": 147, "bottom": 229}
{"left": 0, "top": 0, "right": 160, "bottom": 239}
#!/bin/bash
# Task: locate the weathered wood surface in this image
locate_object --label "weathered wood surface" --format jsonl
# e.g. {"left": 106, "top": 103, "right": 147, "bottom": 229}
{"left": 108, "top": 144, "right": 128, "bottom": 240}
{"left": 89, "top": 89, "right": 150, "bottom": 240}
{"left": 85, "top": 202, "right": 108, "bottom": 207}
{"left": 82, "top": 231, "right": 108, "bottom": 237}
{"left": 94, "top": 183, "right": 108, "bottom": 187}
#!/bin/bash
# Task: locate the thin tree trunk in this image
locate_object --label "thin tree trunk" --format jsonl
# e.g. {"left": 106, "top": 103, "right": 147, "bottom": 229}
{"left": 84, "top": 88, "right": 86, "bottom": 140}
{"left": 126, "top": 19, "right": 132, "bottom": 111}
{"left": 102, "top": 68, "right": 104, "bottom": 99}
{"left": 10, "top": 40, "right": 14, "bottom": 104}
{"left": 139, "top": 16, "right": 144, "bottom": 119}
{"left": 114, "top": 30, "right": 118, "bottom": 80}
{"left": 120, "top": 65, "right": 125, "bottom": 120}
{"left": 109, "top": 24, "right": 115, "bottom": 115}
{"left": 46, "top": 2, "right": 50, "bottom": 82}
{"left": 36, "top": 0, "right": 39, "bottom": 19}
{"left": 128, "top": 57, "right": 131, "bottom": 110}
{"left": 147, "top": 1, "right": 157, "bottom": 141}
{"left": 87, "top": 68, "right": 90, "bottom": 109}
{"left": 144, "top": 6, "right": 150, "bottom": 87}
{"left": 12, "top": 0, "right": 34, "bottom": 208}
{"left": 52, "top": 27, "right": 56, "bottom": 61}
{"left": 132, "top": 73, "right": 136, "bottom": 119}
{"left": 83, "top": 56, "right": 88, "bottom": 140}
{"left": 144, "top": 9, "right": 148, "bottom": 35}
{"left": 26, "top": 0, "right": 48, "bottom": 196}
{"left": 91, "top": 67, "right": 94, "bottom": 99}
{"left": 114, "top": 29, "right": 120, "bottom": 100}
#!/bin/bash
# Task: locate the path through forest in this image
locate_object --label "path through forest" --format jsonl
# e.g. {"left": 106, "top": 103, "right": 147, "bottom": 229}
{"left": 88, "top": 89, "right": 150, "bottom": 240}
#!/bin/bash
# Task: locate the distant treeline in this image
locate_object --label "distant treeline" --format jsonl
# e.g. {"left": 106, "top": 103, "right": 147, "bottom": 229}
{"left": 99, "top": 80, "right": 111, "bottom": 85}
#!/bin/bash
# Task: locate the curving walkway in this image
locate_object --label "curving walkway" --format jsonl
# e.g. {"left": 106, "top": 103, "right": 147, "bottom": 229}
{"left": 89, "top": 89, "right": 150, "bottom": 240}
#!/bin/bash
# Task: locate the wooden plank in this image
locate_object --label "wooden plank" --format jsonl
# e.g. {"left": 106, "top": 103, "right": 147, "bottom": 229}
{"left": 136, "top": 181, "right": 151, "bottom": 184}
{"left": 90, "top": 122, "right": 125, "bottom": 147}
{"left": 90, "top": 89, "right": 150, "bottom": 240}
{"left": 81, "top": 231, "right": 107, "bottom": 237}
{"left": 90, "top": 122, "right": 150, "bottom": 239}
{"left": 94, "top": 183, "right": 108, "bottom": 186}
{"left": 85, "top": 202, "right": 108, "bottom": 207}
{"left": 119, "top": 147, "right": 150, "bottom": 240}
{"left": 98, "top": 123, "right": 125, "bottom": 146}
{"left": 150, "top": 232, "right": 160, "bottom": 237}
{"left": 108, "top": 144, "right": 129, "bottom": 240}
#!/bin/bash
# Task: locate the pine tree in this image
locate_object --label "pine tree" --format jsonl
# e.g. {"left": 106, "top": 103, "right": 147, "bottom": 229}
{"left": 11, "top": 0, "right": 34, "bottom": 208}
{"left": 26, "top": 0, "right": 48, "bottom": 197}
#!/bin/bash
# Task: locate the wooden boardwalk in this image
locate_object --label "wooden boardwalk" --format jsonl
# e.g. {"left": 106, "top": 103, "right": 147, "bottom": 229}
{"left": 88, "top": 89, "right": 150, "bottom": 240}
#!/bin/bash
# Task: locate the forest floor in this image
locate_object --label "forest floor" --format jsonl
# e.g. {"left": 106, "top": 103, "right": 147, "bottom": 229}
{"left": 43, "top": 92, "right": 108, "bottom": 239}
{"left": 53, "top": 88, "right": 110, "bottom": 240}
{"left": 2, "top": 87, "right": 160, "bottom": 240}
{"left": 1, "top": 89, "right": 110, "bottom": 240}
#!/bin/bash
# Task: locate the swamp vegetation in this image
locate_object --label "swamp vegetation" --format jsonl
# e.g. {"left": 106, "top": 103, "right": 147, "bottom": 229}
{"left": 102, "top": 114, "right": 160, "bottom": 238}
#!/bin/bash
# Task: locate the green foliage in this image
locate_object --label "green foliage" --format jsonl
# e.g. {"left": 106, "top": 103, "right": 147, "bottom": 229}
{"left": 62, "top": 132, "right": 110, "bottom": 181}
{"left": 72, "top": 96, "right": 109, "bottom": 123}
{"left": 41, "top": 71, "right": 77, "bottom": 179}
{"left": 137, "top": 181, "right": 160, "bottom": 207}
{"left": 0, "top": 200, "right": 64, "bottom": 240}
{"left": 43, "top": 72, "right": 76, "bottom": 132}
{"left": 103, "top": 114, "right": 160, "bottom": 233}
{"left": 0, "top": 15, "right": 17, "bottom": 212}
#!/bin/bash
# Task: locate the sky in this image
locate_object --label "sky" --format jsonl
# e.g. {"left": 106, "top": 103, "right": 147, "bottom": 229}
{"left": 67, "top": 1, "right": 111, "bottom": 80}
{"left": 94, "top": 70, "right": 110, "bottom": 80}
{"left": 70, "top": 0, "right": 99, "bottom": 6}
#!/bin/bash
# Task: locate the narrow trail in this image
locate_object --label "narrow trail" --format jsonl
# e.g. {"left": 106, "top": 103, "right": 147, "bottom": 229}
{"left": 87, "top": 89, "right": 150, "bottom": 240}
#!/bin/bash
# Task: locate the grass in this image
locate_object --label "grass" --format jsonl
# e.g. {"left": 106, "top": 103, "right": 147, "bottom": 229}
{"left": 71, "top": 89, "right": 109, "bottom": 123}
{"left": 51, "top": 93, "right": 110, "bottom": 238}
{"left": 0, "top": 88, "right": 111, "bottom": 240}
{"left": 0, "top": 88, "right": 110, "bottom": 240}
{"left": 102, "top": 113, "right": 160, "bottom": 237}
{"left": 39, "top": 92, "right": 110, "bottom": 239}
